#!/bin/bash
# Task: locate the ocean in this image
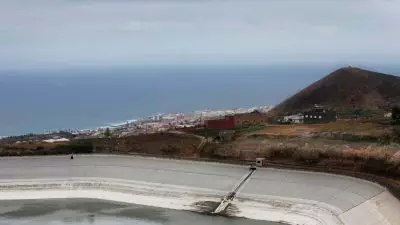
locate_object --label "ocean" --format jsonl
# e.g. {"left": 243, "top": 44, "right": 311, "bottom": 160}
{"left": 1, "top": 64, "right": 398, "bottom": 136}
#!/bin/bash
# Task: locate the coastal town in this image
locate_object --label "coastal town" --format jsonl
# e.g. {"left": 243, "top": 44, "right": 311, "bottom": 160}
{"left": 0, "top": 106, "right": 273, "bottom": 143}
{"left": 2, "top": 101, "right": 400, "bottom": 145}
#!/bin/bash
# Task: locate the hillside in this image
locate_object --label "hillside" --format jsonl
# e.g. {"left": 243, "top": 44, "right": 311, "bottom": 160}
{"left": 271, "top": 67, "right": 400, "bottom": 115}
{"left": 0, "top": 132, "right": 202, "bottom": 157}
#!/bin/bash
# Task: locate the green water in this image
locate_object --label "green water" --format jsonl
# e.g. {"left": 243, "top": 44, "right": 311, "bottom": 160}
{"left": 0, "top": 199, "right": 284, "bottom": 225}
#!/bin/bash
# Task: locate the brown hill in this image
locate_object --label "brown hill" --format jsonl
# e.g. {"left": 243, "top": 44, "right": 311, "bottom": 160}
{"left": 271, "top": 67, "right": 400, "bottom": 115}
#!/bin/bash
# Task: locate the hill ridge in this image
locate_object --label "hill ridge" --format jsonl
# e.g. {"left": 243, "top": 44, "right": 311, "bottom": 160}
{"left": 271, "top": 67, "right": 400, "bottom": 115}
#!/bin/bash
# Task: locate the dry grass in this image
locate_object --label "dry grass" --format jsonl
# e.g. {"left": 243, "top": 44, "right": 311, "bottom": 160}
{"left": 262, "top": 142, "right": 397, "bottom": 162}
{"left": 341, "top": 146, "right": 392, "bottom": 161}
{"left": 258, "top": 143, "right": 322, "bottom": 163}
{"left": 248, "top": 121, "right": 390, "bottom": 139}
{"left": 390, "top": 151, "right": 400, "bottom": 166}
{"left": 1, "top": 133, "right": 202, "bottom": 158}
{"left": 224, "top": 135, "right": 400, "bottom": 176}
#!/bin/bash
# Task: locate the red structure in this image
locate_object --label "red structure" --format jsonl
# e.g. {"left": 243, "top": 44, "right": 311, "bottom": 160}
{"left": 204, "top": 116, "right": 235, "bottom": 129}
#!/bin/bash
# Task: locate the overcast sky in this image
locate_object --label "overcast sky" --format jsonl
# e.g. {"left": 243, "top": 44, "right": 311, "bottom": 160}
{"left": 1, "top": 0, "right": 400, "bottom": 70}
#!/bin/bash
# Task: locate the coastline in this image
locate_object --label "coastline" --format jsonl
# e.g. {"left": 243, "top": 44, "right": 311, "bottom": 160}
{"left": 0, "top": 105, "right": 272, "bottom": 137}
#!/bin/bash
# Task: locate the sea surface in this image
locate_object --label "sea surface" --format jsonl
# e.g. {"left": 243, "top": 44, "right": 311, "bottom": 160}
{"left": 0, "top": 198, "right": 283, "bottom": 225}
{"left": 1, "top": 64, "right": 399, "bottom": 136}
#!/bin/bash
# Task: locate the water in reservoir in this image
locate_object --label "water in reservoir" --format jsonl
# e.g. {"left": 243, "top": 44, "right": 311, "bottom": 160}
{"left": 0, "top": 199, "right": 284, "bottom": 225}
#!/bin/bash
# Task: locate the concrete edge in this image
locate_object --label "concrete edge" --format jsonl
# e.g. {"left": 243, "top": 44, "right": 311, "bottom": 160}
{"left": 0, "top": 177, "right": 346, "bottom": 225}
{"left": 339, "top": 191, "right": 400, "bottom": 225}
{"left": 0, "top": 154, "right": 390, "bottom": 191}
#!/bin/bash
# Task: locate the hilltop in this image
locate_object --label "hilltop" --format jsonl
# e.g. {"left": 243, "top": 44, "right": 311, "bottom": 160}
{"left": 271, "top": 67, "right": 400, "bottom": 115}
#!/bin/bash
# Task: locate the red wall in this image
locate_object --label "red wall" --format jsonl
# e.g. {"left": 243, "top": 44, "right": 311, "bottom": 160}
{"left": 205, "top": 116, "right": 235, "bottom": 129}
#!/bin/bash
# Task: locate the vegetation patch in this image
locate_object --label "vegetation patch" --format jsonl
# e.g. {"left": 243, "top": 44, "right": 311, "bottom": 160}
{"left": 235, "top": 124, "right": 267, "bottom": 134}
{"left": 54, "top": 141, "right": 94, "bottom": 154}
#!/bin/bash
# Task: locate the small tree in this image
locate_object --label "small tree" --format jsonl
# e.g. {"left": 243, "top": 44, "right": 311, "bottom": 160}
{"left": 392, "top": 107, "right": 400, "bottom": 124}
{"left": 104, "top": 128, "right": 111, "bottom": 138}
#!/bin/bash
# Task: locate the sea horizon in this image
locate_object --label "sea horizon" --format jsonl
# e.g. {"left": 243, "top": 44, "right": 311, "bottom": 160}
{"left": 1, "top": 64, "right": 400, "bottom": 136}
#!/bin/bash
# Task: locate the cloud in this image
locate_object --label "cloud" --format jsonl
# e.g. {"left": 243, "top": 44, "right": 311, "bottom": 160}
{"left": 1, "top": 0, "right": 400, "bottom": 70}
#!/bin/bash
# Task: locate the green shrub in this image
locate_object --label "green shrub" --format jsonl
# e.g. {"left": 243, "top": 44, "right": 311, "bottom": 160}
{"left": 54, "top": 141, "right": 93, "bottom": 154}
{"left": 392, "top": 126, "right": 400, "bottom": 143}
{"left": 236, "top": 125, "right": 267, "bottom": 133}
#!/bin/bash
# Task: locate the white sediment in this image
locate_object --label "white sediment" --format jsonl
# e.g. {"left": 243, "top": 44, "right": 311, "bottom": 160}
{"left": 0, "top": 178, "right": 223, "bottom": 211}
{"left": 0, "top": 155, "right": 399, "bottom": 225}
{"left": 0, "top": 177, "right": 367, "bottom": 225}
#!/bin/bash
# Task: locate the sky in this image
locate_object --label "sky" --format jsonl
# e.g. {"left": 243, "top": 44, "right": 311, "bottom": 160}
{"left": 1, "top": 0, "right": 400, "bottom": 70}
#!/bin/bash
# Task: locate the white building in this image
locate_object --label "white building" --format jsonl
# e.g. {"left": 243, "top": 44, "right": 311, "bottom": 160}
{"left": 283, "top": 113, "right": 304, "bottom": 124}
{"left": 384, "top": 112, "right": 392, "bottom": 118}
